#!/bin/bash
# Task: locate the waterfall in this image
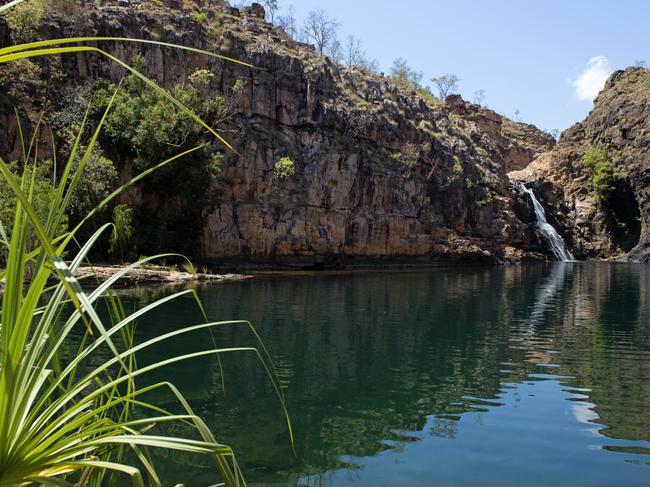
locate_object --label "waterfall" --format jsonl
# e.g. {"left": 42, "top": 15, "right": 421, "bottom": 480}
{"left": 521, "top": 185, "right": 575, "bottom": 262}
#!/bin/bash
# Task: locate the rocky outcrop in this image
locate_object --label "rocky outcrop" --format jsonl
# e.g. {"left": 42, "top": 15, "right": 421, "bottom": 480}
{"left": 501, "top": 119, "right": 555, "bottom": 171}
{"left": 443, "top": 94, "right": 555, "bottom": 173}
{"left": 75, "top": 265, "right": 250, "bottom": 286}
{"left": 0, "top": 0, "right": 556, "bottom": 266}
{"left": 511, "top": 67, "right": 650, "bottom": 261}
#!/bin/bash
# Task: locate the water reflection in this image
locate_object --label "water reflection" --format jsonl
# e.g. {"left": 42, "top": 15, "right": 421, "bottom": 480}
{"left": 126, "top": 263, "right": 650, "bottom": 486}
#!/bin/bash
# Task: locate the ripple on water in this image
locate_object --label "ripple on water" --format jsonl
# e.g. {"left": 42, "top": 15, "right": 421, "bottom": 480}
{"left": 121, "top": 263, "right": 650, "bottom": 486}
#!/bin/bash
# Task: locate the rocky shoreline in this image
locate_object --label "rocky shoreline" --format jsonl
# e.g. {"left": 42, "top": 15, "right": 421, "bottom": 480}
{"left": 74, "top": 265, "right": 251, "bottom": 287}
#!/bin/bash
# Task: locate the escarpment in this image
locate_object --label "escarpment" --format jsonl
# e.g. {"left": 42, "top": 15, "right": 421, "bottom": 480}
{"left": 0, "top": 0, "right": 558, "bottom": 266}
{"left": 511, "top": 67, "right": 650, "bottom": 262}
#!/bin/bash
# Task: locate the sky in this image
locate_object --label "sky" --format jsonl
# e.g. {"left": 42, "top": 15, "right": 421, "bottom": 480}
{"left": 273, "top": 0, "right": 649, "bottom": 133}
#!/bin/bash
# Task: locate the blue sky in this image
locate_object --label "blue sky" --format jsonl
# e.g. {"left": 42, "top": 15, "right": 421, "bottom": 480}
{"left": 274, "top": 0, "right": 649, "bottom": 133}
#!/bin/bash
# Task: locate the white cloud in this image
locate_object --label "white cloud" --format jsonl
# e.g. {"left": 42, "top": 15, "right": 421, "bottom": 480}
{"left": 571, "top": 56, "right": 612, "bottom": 102}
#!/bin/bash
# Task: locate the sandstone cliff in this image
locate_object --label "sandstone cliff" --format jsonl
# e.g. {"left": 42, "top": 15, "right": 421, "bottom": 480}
{"left": 0, "top": 0, "right": 557, "bottom": 266}
{"left": 511, "top": 67, "right": 649, "bottom": 261}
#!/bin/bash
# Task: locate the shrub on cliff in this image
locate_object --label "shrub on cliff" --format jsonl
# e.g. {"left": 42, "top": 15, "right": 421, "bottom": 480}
{"left": 273, "top": 156, "right": 296, "bottom": 179}
{"left": 391, "top": 143, "right": 422, "bottom": 168}
{"left": 416, "top": 86, "right": 440, "bottom": 106}
{"left": 192, "top": 11, "right": 208, "bottom": 23}
{"left": 581, "top": 147, "right": 614, "bottom": 202}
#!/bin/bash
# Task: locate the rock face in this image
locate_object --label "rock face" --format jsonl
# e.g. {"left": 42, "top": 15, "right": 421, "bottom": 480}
{"left": 511, "top": 67, "right": 650, "bottom": 261}
{"left": 0, "top": 0, "right": 557, "bottom": 266}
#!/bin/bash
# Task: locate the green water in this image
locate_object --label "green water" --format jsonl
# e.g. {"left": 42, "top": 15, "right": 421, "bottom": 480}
{"left": 126, "top": 263, "right": 650, "bottom": 486}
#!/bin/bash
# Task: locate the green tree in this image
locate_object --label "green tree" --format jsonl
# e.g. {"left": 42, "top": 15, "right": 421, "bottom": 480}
{"left": 97, "top": 67, "right": 240, "bottom": 197}
{"left": 95, "top": 68, "right": 243, "bottom": 256}
{"left": 4, "top": 0, "right": 43, "bottom": 42}
{"left": 68, "top": 146, "right": 118, "bottom": 219}
{"left": 582, "top": 147, "right": 615, "bottom": 202}
{"left": 0, "top": 0, "right": 47, "bottom": 103}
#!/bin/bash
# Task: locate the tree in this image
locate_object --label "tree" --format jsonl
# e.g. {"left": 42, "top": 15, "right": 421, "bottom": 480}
{"left": 98, "top": 67, "right": 239, "bottom": 192}
{"left": 263, "top": 0, "right": 278, "bottom": 24}
{"left": 341, "top": 35, "right": 379, "bottom": 74}
{"left": 582, "top": 147, "right": 615, "bottom": 202}
{"left": 277, "top": 4, "right": 298, "bottom": 38}
{"left": 328, "top": 38, "right": 343, "bottom": 63}
{"left": 344, "top": 35, "right": 364, "bottom": 68}
{"left": 4, "top": 0, "right": 43, "bottom": 42}
{"left": 472, "top": 89, "right": 486, "bottom": 106}
{"left": 68, "top": 146, "right": 118, "bottom": 220}
{"left": 390, "top": 57, "right": 423, "bottom": 89}
{"left": 109, "top": 204, "right": 134, "bottom": 263}
{"left": 551, "top": 128, "right": 560, "bottom": 141}
{"left": 303, "top": 8, "right": 340, "bottom": 56}
{"left": 361, "top": 58, "right": 380, "bottom": 74}
{"left": 431, "top": 74, "right": 460, "bottom": 100}
{"left": 634, "top": 59, "right": 647, "bottom": 68}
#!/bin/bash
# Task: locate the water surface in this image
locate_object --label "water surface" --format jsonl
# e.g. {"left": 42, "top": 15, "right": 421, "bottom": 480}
{"left": 126, "top": 263, "right": 650, "bottom": 486}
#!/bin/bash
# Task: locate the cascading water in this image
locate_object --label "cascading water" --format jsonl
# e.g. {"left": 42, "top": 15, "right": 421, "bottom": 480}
{"left": 521, "top": 184, "right": 575, "bottom": 262}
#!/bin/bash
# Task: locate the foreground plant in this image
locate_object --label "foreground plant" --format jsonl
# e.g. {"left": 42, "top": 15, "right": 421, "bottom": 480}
{"left": 0, "top": 1, "right": 291, "bottom": 485}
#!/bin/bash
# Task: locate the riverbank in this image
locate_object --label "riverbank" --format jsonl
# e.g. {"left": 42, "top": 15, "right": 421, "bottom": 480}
{"left": 74, "top": 265, "right": 252, "bottom": 287}
{"left": 0, "top": 259, "right": 578, "bottom": 296}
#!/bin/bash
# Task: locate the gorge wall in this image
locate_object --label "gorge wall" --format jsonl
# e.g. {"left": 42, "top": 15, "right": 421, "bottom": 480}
{"left": 0, "top": 0, "right": 562, "bottom": 266}
{"left": 511, "top": 67, "right": 650, "bottom": 262}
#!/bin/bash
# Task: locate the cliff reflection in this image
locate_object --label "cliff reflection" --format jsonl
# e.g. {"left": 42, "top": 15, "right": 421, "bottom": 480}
{"left": 128, "top": 263, "right": 650, "bottom": 485}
